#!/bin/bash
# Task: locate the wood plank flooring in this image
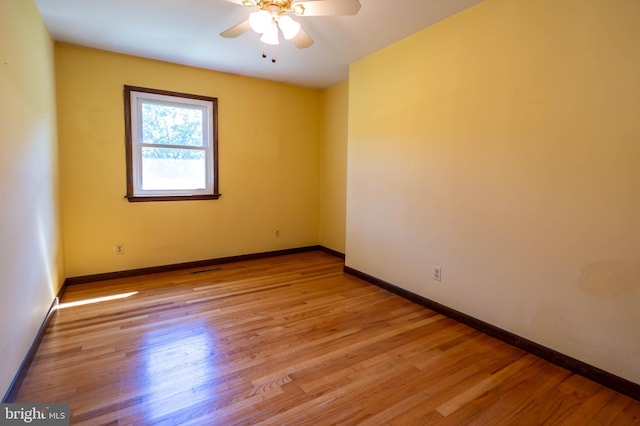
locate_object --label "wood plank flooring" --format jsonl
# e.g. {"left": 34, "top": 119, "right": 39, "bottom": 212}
{"left": 14, "top": 251, "right": 640, "bottom": 425}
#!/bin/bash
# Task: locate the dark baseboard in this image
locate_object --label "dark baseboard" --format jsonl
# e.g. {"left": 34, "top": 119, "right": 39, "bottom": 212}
{"left": 318, "top": 245, "right": 346, "bottom": 260}
{"left": 344, "top": 266, "right": 640, "bottom": 402}
{"left": 2, "top": 287, "right": 65, "bottom": 403}
{"left": 65, "top": 245, "right": 324, "bottom": 285}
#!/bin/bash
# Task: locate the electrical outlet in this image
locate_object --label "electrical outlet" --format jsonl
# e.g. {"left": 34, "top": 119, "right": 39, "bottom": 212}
{"left": 275, "top": 229, "right": 280, "bottom": 237}
{"left": 114, "top": 243, "right": 125, "bottom": 255}
{"left": 433, "top": 266, "right": 442, "bottom": 282}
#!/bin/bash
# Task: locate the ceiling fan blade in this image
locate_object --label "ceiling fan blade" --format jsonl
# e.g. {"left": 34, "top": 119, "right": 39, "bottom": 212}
{"left": 220, "top": 19, "right": 251, "bottom": 38}
{"left": 294, "top": 0, "right": 361, "bottom": 16}
{"left": 292, "top": 28, "right": 314, "bottom": 49}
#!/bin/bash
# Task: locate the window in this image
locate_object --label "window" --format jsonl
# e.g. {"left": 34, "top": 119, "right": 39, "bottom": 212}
{"left": 124, "top": 85, "right": 220, "bottom": 201}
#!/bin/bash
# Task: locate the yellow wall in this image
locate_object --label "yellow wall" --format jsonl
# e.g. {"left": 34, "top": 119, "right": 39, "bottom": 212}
{"left": 347, "top": 0, "right": 640, "bottom": 383}
{"left": 318, "top": 80, "right": 348, "bottom": 253}
{"left": 0, "top": 0, "right": 63, "bottom": 396}
{"left": 56, "top": 44, "right": 321, "bottom": 277}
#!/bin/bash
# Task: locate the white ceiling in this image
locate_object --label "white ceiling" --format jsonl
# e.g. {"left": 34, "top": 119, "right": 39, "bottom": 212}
{"left": 35, "top": 0, "right": 483, "bottom": 89}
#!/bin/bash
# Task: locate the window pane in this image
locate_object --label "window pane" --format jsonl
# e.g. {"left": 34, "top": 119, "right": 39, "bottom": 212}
{"left": 142, "top": 102, "right": 204, "bottom": 147}
{"left": 141, "top": 147, "right": 206, "bottom": 190}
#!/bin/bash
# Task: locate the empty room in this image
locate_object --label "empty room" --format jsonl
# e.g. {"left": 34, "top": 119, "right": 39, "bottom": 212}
{"left": 1, "top": 0, "right": 639, "bottom": 424}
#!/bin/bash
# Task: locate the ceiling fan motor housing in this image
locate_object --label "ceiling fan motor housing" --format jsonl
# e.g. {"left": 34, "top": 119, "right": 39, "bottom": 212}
{"left": 243, "top": 0, "right": 304, "bottom": 16}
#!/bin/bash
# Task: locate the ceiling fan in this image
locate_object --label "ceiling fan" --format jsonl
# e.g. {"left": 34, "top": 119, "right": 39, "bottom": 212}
{"left": 220, "top": 0, "right": 361, "bottom": 60}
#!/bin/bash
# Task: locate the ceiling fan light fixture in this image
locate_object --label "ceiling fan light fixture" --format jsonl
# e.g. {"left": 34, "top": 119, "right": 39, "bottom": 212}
{"left": 222, "top": 0, "right": 364, "bottom": 52}
{"left": 260, "top": 21, "right": 280, "bottom": 45}
{"left": 292, "top": 3, "right": 305, "bottom": 15}
{"left": 249, "top": 10, "right": 271, "bottom": 34}
{"left": 278, "top": 15, "right": 301, "bottom": 40}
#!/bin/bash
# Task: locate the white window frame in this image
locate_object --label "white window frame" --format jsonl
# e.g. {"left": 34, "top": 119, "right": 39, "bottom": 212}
{"left": 124, "top": 86, "right": 220, "bottom": 202}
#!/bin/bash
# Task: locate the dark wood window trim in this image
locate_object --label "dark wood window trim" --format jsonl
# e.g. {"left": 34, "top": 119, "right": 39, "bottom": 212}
{"left": 123, "top": 85, "right": 220, "bottom": 202}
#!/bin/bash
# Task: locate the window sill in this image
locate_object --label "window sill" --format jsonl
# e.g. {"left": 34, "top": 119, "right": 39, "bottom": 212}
{"left": 125, "top": 194, "right": 221, "bottom": 202}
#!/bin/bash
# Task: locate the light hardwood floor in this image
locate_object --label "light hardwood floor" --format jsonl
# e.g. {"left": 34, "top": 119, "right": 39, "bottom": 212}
{"left": 15, "top": 251, "right": 640, "bottom": 425}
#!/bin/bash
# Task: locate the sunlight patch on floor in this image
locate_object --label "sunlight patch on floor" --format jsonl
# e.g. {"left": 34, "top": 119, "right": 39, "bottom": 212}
{"left": 56, "top": 291, "right": 138, "bottom": 309}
